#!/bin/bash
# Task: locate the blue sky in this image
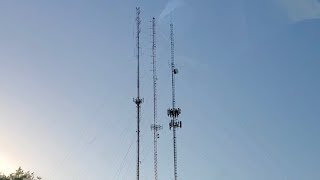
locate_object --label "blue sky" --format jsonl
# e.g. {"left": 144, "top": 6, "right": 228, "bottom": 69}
{"left": 0, "top": 0, "right": 319, "bottom": 179}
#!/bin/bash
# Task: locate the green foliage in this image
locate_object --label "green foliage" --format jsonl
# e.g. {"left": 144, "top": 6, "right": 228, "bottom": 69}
{"left": 0, "top": 167, "right": 41, "bottom": 180}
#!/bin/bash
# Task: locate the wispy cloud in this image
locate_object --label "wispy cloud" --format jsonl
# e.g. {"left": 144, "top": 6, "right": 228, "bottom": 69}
{"left": 159, "top": 0, "right": 185, "bottom": 22}
{"left": 277, "top": 0, "right": 320, "bottom": 22}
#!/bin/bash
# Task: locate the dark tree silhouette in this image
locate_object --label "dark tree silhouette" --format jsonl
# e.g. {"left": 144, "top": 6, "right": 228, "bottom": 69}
{"left": 0, "top": 167, "right": 41, "bottom": 180}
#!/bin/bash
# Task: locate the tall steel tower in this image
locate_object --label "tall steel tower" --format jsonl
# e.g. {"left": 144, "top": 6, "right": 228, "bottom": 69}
{"left": 150, "top": 17, "right": 163, "bottom": 180}
{"left": 167, "top": 22, "right": 182, "bottom": 180}
{"left": 133, "top": 7, "right": 143, "bottom": 180}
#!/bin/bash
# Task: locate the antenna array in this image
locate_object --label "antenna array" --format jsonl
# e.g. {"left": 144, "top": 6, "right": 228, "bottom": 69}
{"left": 131, "top": 8, "right": 182, "bottom": 180}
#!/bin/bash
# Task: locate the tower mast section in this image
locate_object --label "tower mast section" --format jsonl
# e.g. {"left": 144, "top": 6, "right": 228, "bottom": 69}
{"left": 133, "top": 7, "right": 142, "bottom": 180}
{"left": 151, "top": 17, "right": 162, "bottom": 180}
{"left": 167, "top": 22, "right": 182, "bottom": 180}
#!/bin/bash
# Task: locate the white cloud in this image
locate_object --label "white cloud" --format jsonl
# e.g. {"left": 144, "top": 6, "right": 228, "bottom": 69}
{"left": 277, "top": 0, "right": 320, "bottom": 22}
{"left": 159, "top": 0, "right": 185, "bottom": 22}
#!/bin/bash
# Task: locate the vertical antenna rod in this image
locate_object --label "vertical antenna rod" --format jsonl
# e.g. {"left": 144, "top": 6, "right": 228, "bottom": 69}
{"left": 133, "top": 7, "right": 142, "bottom": 180}
{"left": 167, "top": 21, "right": 182, "bottom": 180}
{"left": 151, "top": 17, "right": 163, "bottom": 180}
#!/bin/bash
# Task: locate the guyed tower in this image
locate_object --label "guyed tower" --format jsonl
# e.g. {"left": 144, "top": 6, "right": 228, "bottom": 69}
{"left": 150, "top": 17, "right": 163, "bottom": 180}
{"left": 167, "top": 21, "right": 182, "bottom": 180}
{"left": 133, "top": 7, "right": 142, "bottom": 180}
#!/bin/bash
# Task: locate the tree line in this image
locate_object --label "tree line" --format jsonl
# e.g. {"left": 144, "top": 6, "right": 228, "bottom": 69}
{"left": 0, "top": 167, "right": 41, "bottom": 180}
